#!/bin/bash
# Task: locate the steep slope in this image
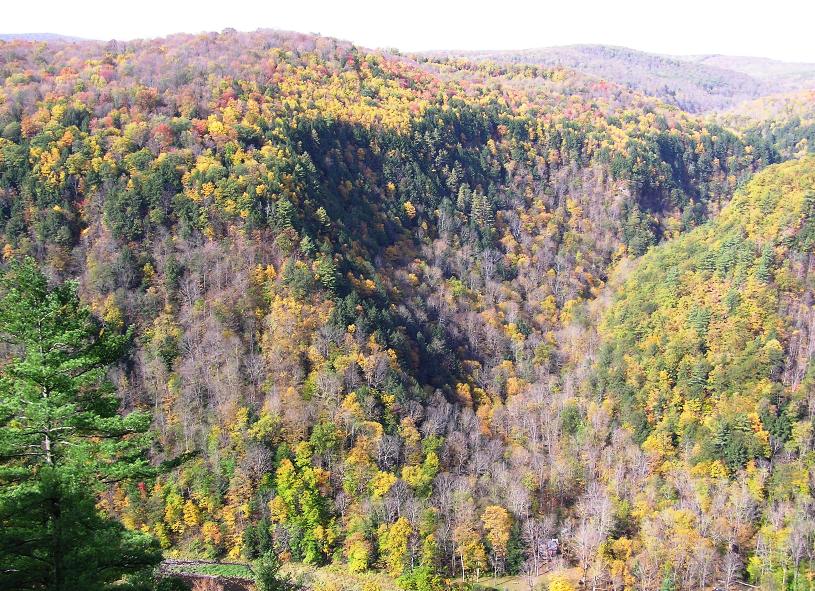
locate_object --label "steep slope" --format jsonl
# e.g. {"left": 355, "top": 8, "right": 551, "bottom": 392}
{"left": 596, "top": 156, "right": 815, "bottom": 589}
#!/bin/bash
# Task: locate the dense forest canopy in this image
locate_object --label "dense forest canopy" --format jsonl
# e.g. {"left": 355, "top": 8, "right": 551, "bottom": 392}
{"left": 0, "top": 29, "right": 813, "bottom": 591}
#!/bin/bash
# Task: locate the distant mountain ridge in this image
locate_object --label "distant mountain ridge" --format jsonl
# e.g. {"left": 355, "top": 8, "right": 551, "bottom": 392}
{"left": 422, "top": 44, "right": 815, "bottom": 112}
{"left": 0, "top": 32, "right": 92, "bottom": 42}
{"left": 680, "top": 53, "right": 815, "bottom": 81}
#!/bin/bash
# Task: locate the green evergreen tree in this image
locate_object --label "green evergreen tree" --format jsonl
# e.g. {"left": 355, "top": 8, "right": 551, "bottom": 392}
{"left": 0, "top": 258, "right": 161, "bottom": 591}
{"left": 253, "top": 551, "right": 294, "bottom": 591}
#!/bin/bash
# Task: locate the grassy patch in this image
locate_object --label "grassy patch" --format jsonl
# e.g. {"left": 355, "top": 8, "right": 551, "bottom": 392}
{"left": 170, "top": 562, "right": 254, "bottom": 579}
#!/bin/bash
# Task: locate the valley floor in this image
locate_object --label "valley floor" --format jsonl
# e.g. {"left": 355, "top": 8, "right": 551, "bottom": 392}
{"left": 162, "top": 558, "right": 579, "bottom": 591}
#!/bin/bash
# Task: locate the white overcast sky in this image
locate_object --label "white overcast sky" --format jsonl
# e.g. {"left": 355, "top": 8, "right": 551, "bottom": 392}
{"left": 3, "top": 0, "right": 815, "bottom": 62}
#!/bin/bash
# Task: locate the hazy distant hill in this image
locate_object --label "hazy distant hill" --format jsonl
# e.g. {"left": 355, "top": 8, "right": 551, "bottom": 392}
{"left": 684, "top": 53, "right": 815, "bottom": 87}
{"left": 423, "top": 44, "right": 815, "bottom": 112}
{"left": 0, "top": 32, "right": 90, "bottom": 42}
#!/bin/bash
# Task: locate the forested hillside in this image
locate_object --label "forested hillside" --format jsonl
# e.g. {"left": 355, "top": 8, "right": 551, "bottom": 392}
{"left": 717, "top": 89, "right": 815, "bottom": 160}
{"left": 0, "top": 29, "right": 813, "bottom": 591}
{"left": 597, "top": 157, "right": 815, "bottom": 591}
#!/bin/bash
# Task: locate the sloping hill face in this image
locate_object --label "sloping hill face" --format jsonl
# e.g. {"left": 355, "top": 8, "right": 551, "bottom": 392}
{"left": 602, "top": 156, "right": 815, "bottom": 460}
{"left": 0, "top": 29, "right": 813, "bottom": 591}
{"left": 424, "top": 44, "right": 815, "bottom": 113}
{"left": 596, "top": 157, "right": 815, "bottom": 587}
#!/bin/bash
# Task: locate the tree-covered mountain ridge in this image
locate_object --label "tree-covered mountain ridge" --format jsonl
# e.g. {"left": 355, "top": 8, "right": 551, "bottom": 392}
{"left": 0, "top": 29, "right": 813, "bottom": 591}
